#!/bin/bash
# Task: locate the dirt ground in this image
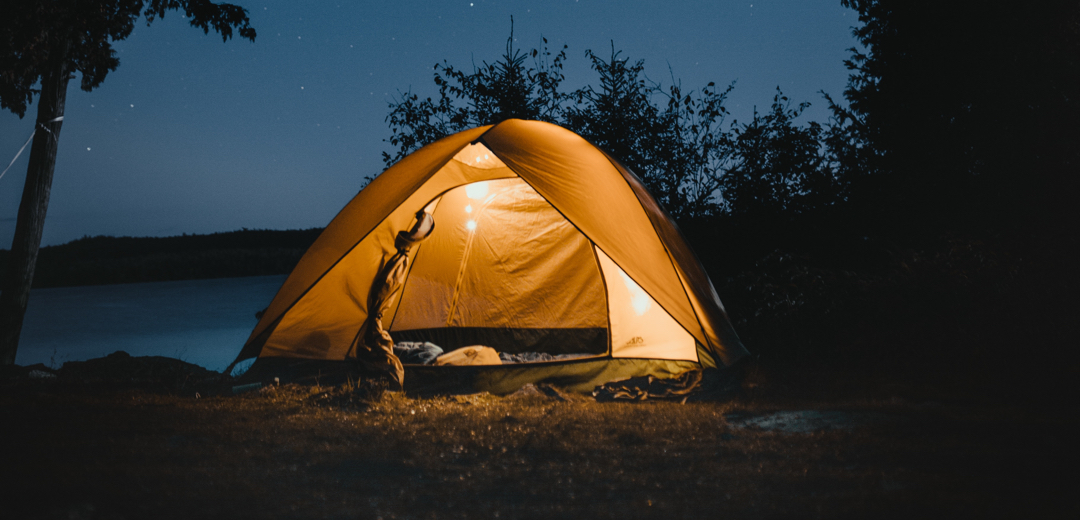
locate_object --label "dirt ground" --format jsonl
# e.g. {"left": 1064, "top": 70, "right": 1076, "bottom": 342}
{"left": 2, "top": 361, "right": 1078, "bottom": 520}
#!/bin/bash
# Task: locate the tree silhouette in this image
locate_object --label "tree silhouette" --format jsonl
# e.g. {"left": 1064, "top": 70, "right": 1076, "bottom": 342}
{"left": 0, "top": 0, "right": 256, "bottom": 366}
{"left": 385, "top": 40, "right": 745, "bottom": 221}
{"left": 384, "top": 34, "right": 851, "bottom": 226}
{"left": 838, "top": 0, "right": 1080, "bottom": 230}
{"left": 566, "top": 48, "right": 741, "bottom": 221}
{"left": 383, "top": 21, "right": 567, "bottom": 167}
{"left": 564, "top": 47, "right": 661, "bottom": 187}
{"left": 650, "top": 79, "right": 738, "bottom": 221}
{"left": 722, "top": 89, "right": 827, "bottom": 218}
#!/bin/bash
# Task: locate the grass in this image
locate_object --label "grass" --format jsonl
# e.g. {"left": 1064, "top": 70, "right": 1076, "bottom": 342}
{"left": 2, "top": 371, "right": 1077, "bottom": 520}
{"left": 2, "top": 227, "right": 1076, "bottom": 518}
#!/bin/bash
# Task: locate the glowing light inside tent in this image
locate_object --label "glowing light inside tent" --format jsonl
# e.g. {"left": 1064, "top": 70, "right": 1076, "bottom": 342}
{"left": 451, "top": 143, "right": 505, "bottom": 169}
{"left": 619, "top": 269, "right": 652, "bottom": 316}
{"left": 465, "top": 204, "right": 473, "bottom": 213}
{"left": 466, "top": 219, "right": 477, "bottom": 231}
{"left": 465, "top": 181, "right": 489, "bottom": 200}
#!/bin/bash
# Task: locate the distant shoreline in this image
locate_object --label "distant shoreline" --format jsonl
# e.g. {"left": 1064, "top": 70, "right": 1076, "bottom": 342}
{"left": 0, "top": 228, "right": 322, "bottom": 289}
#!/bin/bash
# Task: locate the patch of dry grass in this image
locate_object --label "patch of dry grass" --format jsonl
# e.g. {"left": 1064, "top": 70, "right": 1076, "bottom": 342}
{"left": 2, "top": 379, "right": 1076, "bottom": 519}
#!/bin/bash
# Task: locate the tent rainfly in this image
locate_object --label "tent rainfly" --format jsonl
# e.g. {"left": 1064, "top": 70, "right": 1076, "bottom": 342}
{"left": 231, "top": 119, "right": 749, "bottom": 393}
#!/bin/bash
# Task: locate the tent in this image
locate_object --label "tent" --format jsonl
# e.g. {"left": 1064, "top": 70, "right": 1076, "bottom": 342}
{"left": 232, "top": 119, "right": 748, "bottom": 393}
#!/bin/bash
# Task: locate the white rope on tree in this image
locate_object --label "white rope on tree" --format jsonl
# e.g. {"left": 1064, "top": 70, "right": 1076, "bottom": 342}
{"left": 0, "top": 117, "right": 63, "bottom": 182}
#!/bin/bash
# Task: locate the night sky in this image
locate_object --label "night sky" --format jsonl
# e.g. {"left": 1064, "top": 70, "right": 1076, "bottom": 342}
{"left": 1, "top": 0, "right": 857, "bottom": 248}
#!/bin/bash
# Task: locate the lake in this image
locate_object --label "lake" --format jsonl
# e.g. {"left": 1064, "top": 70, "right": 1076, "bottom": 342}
{"left": 15, "top": 275, "right": 287, "bottom": 374}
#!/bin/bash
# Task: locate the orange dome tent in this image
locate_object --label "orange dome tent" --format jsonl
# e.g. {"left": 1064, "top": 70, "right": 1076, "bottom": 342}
{"left": 231, "top": 120, "right": 748, "bottom": 393}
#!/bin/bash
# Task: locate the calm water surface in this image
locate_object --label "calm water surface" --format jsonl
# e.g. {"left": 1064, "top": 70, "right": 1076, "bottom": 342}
{"left": 16, "top": 275, "right": 286, "bottom": 372}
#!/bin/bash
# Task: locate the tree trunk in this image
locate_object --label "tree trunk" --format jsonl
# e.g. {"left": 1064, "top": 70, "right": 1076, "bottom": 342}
{"left": 0, "top": 42, "right": 71, "bottom": 366}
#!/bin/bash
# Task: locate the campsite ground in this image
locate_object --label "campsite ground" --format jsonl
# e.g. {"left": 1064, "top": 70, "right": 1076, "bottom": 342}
{"left": 2, "top": 358, "right": 1077, "bottom": 520}
{"left": 3, "top": 226, "right": 1077, "bottom": 518}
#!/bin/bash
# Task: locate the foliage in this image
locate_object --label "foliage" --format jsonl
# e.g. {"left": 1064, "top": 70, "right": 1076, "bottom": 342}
{"left": 837, "top": 0, "right": 1080, "bottom": 227}
{"left": 384, "top": 36, "right": 848, "bottom": 224}
{"left": 564, "top": 48, "right": 739, "bottom": 221}
{"left": 383, "top": 22, "right": 567, "bottom": 166}
{"left": 1, "top": 1, "right": 256, "bottom": 365}
{"left": 386, "top": 1, "right": 1080, "bottom": 234}
{"left": 647, "top": 79, "right": 737, "bottom": 221}
{"left": 722, "top": 89, "right": 827, "bottom": 217}
{"left": 0, "top": 0, "right": 256, "bottom": 118}
{"left": 563, "top": 47, "right": 660, "bottom": 187}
